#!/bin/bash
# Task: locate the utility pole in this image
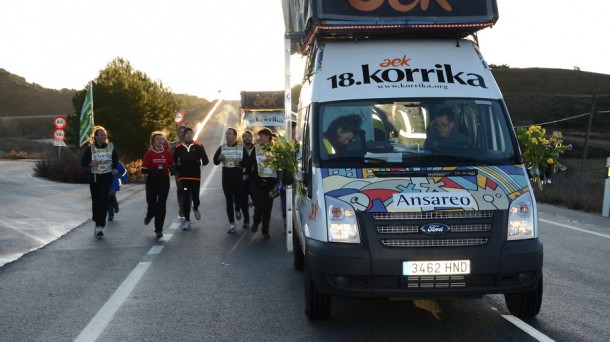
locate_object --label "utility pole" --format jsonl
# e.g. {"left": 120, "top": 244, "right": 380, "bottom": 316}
{"left": 581, "top": 94, "right": 597, "bottom": 173}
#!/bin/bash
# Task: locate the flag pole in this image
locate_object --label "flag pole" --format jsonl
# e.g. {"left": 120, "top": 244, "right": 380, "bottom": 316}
{"left": 79, "top": 81, "right": 95, "bottom": 147}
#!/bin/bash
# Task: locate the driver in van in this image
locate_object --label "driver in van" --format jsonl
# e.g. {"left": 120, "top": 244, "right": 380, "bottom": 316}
{"left": 424, "top": 108, "right": 471, "bottom": 148}
{"left": 322, "top": 114, "right": 363, "bottom": 156}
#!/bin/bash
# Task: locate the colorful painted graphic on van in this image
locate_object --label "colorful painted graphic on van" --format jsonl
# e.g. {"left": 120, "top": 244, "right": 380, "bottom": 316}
{"left": 321, "top": 165, "right": 529, "bottom": 212}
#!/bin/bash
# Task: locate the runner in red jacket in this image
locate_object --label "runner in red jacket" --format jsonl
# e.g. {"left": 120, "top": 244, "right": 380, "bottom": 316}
{"left": 141, "top": 131, "right": 175, "bottom": 238}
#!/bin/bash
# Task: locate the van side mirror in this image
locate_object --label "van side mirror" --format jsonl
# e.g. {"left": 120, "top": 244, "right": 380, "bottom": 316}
{"left": 301, "top": 170, "right": 310, "bottom": 187}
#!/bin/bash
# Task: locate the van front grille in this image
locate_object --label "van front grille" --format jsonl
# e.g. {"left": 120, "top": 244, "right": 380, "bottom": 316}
{"left": 365, "top": 210, "right": 496, "bottom": 249}
{"left": 374, "top": 211, "right": 493, "bottom": 220}
{"left": 381, "top": 238, "right": 488, "bottom": 247}
{"left": 378, "top": 224, "right": 491, "bottom": 234}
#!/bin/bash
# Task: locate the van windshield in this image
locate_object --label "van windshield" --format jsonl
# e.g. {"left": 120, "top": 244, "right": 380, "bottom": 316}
{"left": 318, "top": 98, "right": 518, "bottom": 166}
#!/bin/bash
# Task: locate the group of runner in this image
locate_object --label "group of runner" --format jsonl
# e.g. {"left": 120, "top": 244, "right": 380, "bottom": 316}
{"left": 82, "top": 125, "right": 281, "bottom": 240}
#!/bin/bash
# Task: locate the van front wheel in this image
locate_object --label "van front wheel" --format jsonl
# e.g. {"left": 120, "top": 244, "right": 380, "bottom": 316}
{"left": 504, "top": 275, "right": 543, "bottom": 318}
{"left": 304, "top": 257, "right": 331, "bottom": 320}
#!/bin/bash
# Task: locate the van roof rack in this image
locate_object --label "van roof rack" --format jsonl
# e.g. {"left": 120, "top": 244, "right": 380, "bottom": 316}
{"left": 283, "top": 0, "right": 498, "bottom": 54}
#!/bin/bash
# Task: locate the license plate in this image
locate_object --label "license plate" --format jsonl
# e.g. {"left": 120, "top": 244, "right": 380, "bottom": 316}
{"left": 403, "top": 260, "right": 470, "bottom": 276}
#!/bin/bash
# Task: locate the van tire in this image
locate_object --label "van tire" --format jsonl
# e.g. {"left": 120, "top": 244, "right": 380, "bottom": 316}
{"left": 504, "top": 275, "right": 543, "bottom": 318}
{"left": 304, "top": 257, "right": 331, "bottom": 320}
{"left": 293, "top": 230, "right": 304, "bottom": 270}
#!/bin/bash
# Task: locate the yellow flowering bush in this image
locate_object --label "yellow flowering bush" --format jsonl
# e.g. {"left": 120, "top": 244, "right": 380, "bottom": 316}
{"left": 260, "top": 135, "right": 305, "bottom": 196}
{"left": 516, "top": 125, "right": 571, "bottom": 189}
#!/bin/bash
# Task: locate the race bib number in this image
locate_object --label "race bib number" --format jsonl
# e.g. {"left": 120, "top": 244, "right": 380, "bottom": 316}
{"left": 222, "top": 148, "right": 243, "bottom": 167}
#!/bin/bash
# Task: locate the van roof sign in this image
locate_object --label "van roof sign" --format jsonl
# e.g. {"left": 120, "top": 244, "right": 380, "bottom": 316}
{"left": 283, "top": 0, "right": 499, "bottom": 53}
{"left": 240, "top": 91, "right": 285, "bottom": 110}
{"left": 312, "top": 39, "right": 503, "bottom": 103}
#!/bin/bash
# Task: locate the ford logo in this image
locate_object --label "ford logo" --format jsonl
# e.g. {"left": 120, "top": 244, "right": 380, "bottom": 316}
{"left": 419, "top": 223, "right": 451, "bottom": 235}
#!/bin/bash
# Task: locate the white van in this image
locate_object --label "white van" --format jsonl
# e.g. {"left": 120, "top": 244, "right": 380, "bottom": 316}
{"left": 291, "top": 39, "right": 543, "bottom": 320}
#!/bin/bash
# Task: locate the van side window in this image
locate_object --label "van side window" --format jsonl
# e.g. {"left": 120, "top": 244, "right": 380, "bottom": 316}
{"left": 301, "top": 106, "right": 313, "bottom": 197}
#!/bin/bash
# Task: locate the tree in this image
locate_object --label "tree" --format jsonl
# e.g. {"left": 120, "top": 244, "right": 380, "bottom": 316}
{"left": 489, "top": 64, "right": 511, "bottom": 70}
{"left": 66, "top": 57, "right": 179, "bottom": 160}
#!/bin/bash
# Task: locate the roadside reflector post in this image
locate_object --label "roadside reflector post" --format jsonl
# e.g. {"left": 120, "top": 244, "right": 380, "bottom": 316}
{"left": 603, "top": 157, "right": 610, "bottom": 217}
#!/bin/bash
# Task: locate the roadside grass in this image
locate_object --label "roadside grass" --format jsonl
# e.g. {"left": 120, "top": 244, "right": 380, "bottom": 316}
{"left": 534, "top": 158, "right": 607, "bottom": 213}
{"left": 0, "top": 137, "right": 52, "bottom": 159}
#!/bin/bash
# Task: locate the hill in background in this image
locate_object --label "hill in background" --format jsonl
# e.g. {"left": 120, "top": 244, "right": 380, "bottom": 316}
{"left": 0, "top": 68, "right": 75, "bottom": 116}
{"left": 492, "top": 67, "right": 610, "bottom": 137}
{"left": 1, "top": 66, "right": 609, "bottom": 141}
{"left": 0, "top": 68, "right": 216, "bottom": 139}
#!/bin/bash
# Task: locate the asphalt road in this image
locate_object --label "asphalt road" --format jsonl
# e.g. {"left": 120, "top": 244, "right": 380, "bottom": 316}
{"left": 1, "top": 103, "right": 609, "bottom": 341}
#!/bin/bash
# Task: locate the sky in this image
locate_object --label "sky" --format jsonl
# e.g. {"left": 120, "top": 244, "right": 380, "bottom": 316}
{"left": 1, "top": 0, "right": 609, "bottom": 101}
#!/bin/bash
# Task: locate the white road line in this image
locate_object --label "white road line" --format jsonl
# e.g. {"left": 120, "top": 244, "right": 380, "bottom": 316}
{"left": 74, "top": 106, "right": 229, "bottom": 341}
{"left": 74, "top": 262, "right": 151, "bottom": 342}
{"left": 147, "top": 246, "right": 164, "bottom": 255}
{"left": 540, "top": 218, "right": 610, "bottom": 239}
{"left": 194, "top": 99, "right": 223, "bottom": 141}
{"left": 199, "top": 108, "right": 228, "bottom": 196}
{"left": 502, "top": 315, "right": 555, "bottom": 342}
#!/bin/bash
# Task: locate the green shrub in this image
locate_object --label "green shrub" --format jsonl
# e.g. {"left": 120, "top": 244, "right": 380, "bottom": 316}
{"left": 33, "top": 149, "right": 88, "bottom": 183}
{"left": 33, "top": 148, "right": 145, "bottom": 184}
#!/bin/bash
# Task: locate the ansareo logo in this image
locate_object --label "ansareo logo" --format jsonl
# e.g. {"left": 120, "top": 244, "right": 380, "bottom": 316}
{"left": 327, "top": 55, "right": 488, "bottom": 90}
{"left": 349, "top": 0, "right": 453, "bottom": 12}
{"left": 393, "top": 192, "right": 474, "bottom": 209}
{"left": 419, "top": 223, "right": 451, "bottom": 235}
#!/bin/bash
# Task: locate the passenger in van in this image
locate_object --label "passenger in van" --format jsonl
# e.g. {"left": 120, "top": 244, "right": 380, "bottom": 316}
{"left": 424, "top": 108, "right": 471, "bottom": 149}
{"left": 322, "top": 114, "right": 363, "bottom": 156}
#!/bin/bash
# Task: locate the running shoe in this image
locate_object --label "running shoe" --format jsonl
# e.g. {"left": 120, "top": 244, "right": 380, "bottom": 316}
{"left": 181, "top": 221, "right": 192, "bottom": 231}
{"left": 94, "top": 226, "right": 104, "bottom": 237}
{"left": 228, "top": 224, "right": 237, "bottom": 234}
{"left": 242, "top": 222, "right": 249, "bottom": 229}
{"left": 193, "top": 208, "right": 201, "bottom": 220}
{"left": 235, "top": 211, "right": 242, "bottom": 220}
{"left": 144, "top": 216, "right": 152, "bottom": 225}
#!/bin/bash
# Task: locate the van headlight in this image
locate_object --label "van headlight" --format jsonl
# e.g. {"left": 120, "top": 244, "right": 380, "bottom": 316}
{"left": 507, "top": 192, "right": 537, "bottom": 240}
{"left": 326, "top": 196, "right": 360, "bottom": 243}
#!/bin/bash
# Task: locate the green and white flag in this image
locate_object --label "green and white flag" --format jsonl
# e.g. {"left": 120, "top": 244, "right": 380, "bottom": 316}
{"left": 79, "top": 81, "right": 94, "bottom": 146}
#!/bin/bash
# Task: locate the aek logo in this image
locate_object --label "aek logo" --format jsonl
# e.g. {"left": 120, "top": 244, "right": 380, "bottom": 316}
{"left": 349, "top": 0, "right": 453, "bottom": 12}
{"left": 326, "top": 55, "right": 488, "bottom": 90}
{"left": 253, "top": 93, "right": 279, "bottom": 107}
{"left": 380, "top": 55, "right": 411, "bottom": 68}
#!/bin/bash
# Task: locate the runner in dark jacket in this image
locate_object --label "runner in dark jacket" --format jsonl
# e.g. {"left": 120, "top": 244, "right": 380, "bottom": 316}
{"left": 173, "top": 127, "right": 209, "bottom": 230}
